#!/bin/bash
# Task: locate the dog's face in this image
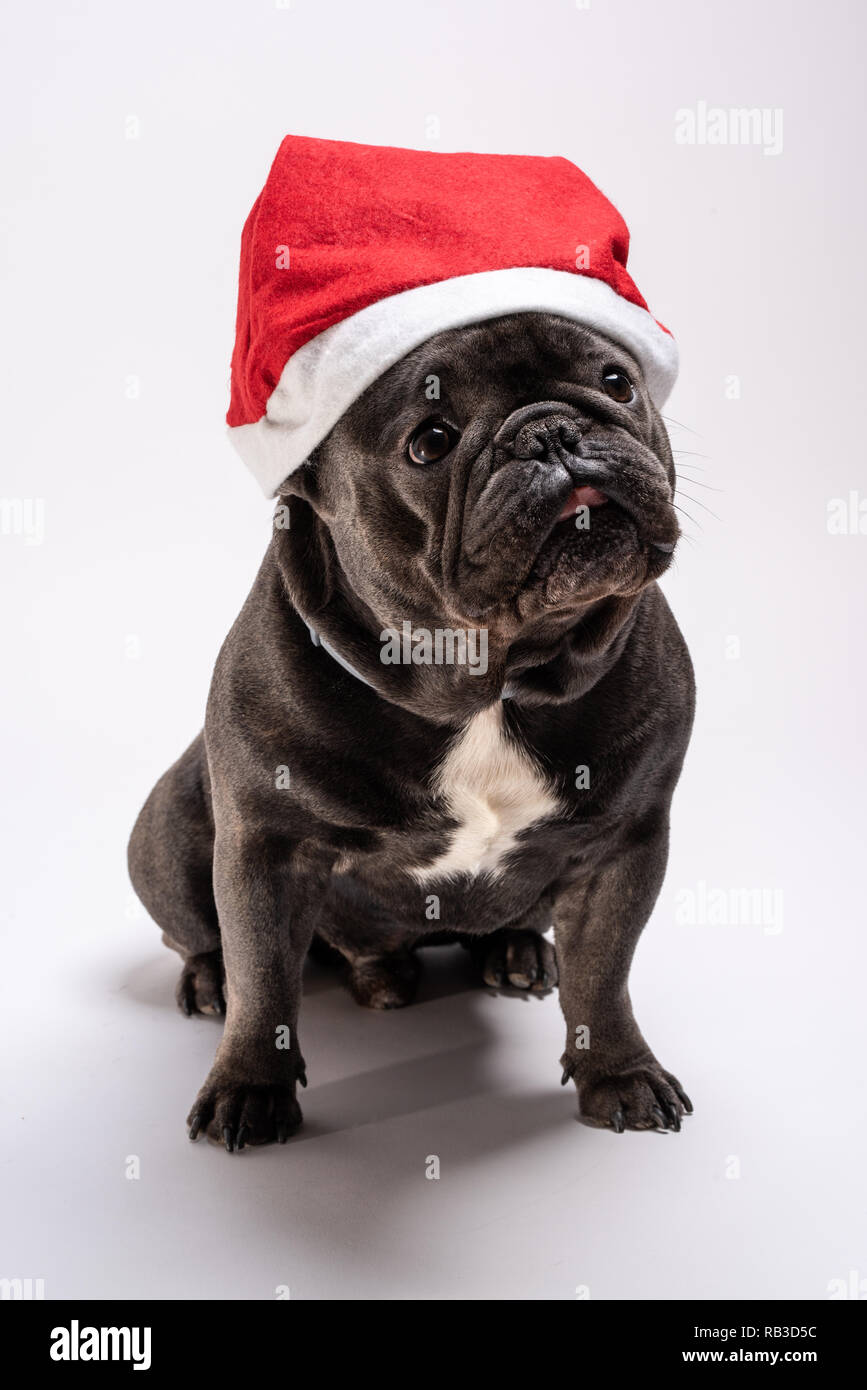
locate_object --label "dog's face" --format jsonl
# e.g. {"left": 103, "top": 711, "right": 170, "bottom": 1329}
{"left": 292, "top": 312, "right": 678, "bottom": 643}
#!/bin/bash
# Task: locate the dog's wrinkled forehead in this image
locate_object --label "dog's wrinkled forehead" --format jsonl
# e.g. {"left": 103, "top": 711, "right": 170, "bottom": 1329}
{"left": 342, "top": 312, "right": 650, "bottom": 449}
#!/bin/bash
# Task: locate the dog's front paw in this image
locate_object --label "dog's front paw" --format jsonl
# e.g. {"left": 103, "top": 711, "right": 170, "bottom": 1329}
{"left": 187, "top": 1062, "right": 305, "bottom": 1152}
{"left": 562, "top": 1053, "right": 693, "bottom": 1134}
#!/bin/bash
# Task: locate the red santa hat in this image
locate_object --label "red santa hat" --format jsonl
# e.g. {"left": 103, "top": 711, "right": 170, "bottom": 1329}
{"left": 227, "top": 134, "right": 678, "bottom": 497}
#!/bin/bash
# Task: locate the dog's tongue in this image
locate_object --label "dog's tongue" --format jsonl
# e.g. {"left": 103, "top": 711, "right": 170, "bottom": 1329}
{"left": 559, "top": 484, "right": 608, "bottom": 519}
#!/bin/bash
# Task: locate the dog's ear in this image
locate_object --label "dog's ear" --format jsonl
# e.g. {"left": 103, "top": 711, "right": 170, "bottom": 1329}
{"left": 272, "top": 460, "right": 337, "bottom": 616}
{"left": 276, "top": 454, "right": 322, "bottom": 510}
{"left": 276, "top": 447, "right": 347, "bottom": 527}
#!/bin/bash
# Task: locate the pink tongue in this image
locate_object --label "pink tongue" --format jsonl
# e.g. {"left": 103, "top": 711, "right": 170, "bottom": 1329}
{"left": 559, "top": 484, "right": 608, "bottom": 519}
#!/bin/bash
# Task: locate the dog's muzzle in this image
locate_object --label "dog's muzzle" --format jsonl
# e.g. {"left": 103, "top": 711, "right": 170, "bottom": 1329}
{"left": 493, "top": 402, "right": 676, "bottom": 553}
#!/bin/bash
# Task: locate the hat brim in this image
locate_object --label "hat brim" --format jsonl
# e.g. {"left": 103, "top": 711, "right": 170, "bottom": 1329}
{"left": 228, "top": 266, "right": 678, "bottom": 498}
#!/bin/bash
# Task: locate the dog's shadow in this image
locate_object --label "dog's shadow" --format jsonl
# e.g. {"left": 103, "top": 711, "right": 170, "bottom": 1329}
{"left": 118, "top": 943, "right": 581, "bottom": 1284}
{"left": 120, "top": 943, "right": 568, "bottom": 1139}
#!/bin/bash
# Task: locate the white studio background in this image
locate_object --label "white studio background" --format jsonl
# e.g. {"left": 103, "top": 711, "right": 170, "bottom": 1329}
{"left": 1, "top": 0, "right": 865, "bottom": 1300}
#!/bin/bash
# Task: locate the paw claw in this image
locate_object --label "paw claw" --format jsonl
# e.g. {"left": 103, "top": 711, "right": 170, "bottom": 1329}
{"left": 188, "top": 1073, "right": 304, "bottom": 1152}
{"left": 475, "top": 931, "right": 558, "bottom": 994}
{"left": 571, "top": 1059, "right": 692, "bottom": 1136}
{"left": 175, "top": 950, "right": 226, "bottom": 1018}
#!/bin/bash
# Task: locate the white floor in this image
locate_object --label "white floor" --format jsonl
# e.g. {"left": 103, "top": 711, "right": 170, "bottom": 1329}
{"left": 2, "top": 743, "right": 864, "bottom": 1299}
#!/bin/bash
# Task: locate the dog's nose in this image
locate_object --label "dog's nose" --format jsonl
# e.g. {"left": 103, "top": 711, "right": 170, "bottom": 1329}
{"left": 512, "top": 419, "right": 581, "bottom": 461}
{"left": 496, "top": 405, "right": 582, "bottom": 462}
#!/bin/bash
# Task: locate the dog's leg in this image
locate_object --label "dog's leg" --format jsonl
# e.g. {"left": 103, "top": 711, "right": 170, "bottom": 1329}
{"left": 314, "top": 880, "right": 421, "bottom": 1008}
{"left": 554, "top": 816, "right": 692, "bottom": 1133}
{"left": 128, "top": 733, "right": 225, "bottom": 1014}
{"left": 186, "top": 833, "right": 324, "bottom": 1151}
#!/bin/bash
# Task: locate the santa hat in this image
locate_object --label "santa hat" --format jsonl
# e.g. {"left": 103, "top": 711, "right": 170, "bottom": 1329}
{"left": 227, "top": 134, "right": 678, "bottom": 497}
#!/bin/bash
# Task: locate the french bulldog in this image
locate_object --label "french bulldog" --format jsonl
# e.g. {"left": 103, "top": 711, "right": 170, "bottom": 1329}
{"left": 128, "top": 310, "right": 695, "bottom": 1149}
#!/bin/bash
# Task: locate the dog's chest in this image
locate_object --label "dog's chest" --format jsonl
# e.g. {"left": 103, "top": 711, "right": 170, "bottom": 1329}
{"left": 410, "top": 705, "right": 561, "bottom": 882}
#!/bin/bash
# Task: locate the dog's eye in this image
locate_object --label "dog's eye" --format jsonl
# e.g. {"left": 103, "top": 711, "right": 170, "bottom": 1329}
{"left": 407, "top": 419, "right": 458, "bottom": 465}
{"left": 601, "top": 369, "right": 634, "bottom": 404}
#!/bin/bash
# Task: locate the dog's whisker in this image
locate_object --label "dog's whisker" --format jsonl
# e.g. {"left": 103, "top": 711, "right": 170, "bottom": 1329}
{"left": 672, "top": 502, "right": 702, "bottom": 530}
{"left": 676, "top": 489, "right": 720, "bottom": 522}
{"left": 662, "top": 415, "right": 702, "bottom": 437}
{"left": 675, "top": 473, "right": 722, "bottom": 493}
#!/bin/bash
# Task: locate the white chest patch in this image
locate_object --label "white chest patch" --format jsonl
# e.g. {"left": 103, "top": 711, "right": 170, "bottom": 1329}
{"left": 410, "top": 704, "right": 562, "bottom": 882}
